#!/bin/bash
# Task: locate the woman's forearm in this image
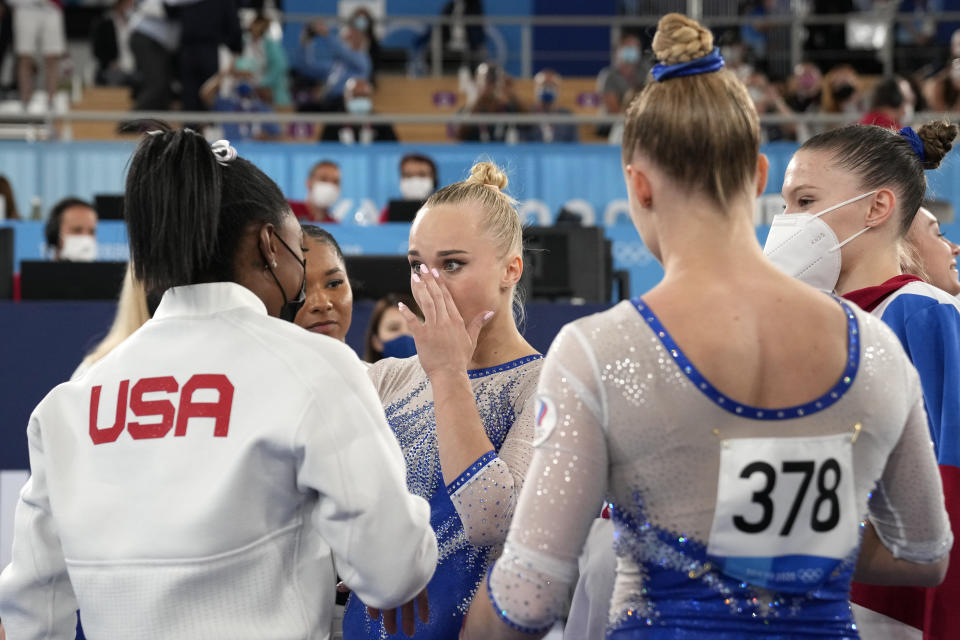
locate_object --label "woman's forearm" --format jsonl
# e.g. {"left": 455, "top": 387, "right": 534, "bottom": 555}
{"left": 854, "top": 521, "right": 948, "bottom": 587}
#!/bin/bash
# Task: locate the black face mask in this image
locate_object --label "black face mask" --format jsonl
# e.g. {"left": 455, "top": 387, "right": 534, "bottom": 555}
{"left": 832, "top": 83, "right": 855, "bottom": 103}
{"left": 264, "top": 234, "right": 306, "bottom": 322}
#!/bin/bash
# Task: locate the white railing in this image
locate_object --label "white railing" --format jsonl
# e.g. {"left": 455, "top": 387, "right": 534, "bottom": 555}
{"left": 0, "top": 110, "right": 957, "bottom": 143}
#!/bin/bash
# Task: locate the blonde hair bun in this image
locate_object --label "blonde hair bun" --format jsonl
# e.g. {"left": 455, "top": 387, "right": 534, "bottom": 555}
{"left": 466, "top": 161, "right": 509, "bottom": 191}
{"left": 652, "top": 13, "right": 714, "bottom": 65}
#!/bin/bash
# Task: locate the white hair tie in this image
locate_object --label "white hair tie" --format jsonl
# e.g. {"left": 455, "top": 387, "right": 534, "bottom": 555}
{"left": 211, "top": 139, "right": 238, "bottom": 166}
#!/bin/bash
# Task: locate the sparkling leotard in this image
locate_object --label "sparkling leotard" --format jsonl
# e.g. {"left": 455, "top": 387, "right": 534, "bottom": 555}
{"left": 343, "top": 354, "right": 542, "bottom": 639}
{"left": 487, "top": 299, "right": 951, "bottom": 639}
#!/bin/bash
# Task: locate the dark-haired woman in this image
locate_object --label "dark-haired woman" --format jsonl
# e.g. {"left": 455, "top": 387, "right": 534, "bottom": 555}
{"left": 766, "top": 121, "right": 960, "bottom": 638}
{"left": 363, "top": 293, "right": 420, "bottom": 363}
{"left": 0, "top": 132, "right": 436, "bottom": 639}
{"left": 295, "top": 225, "right": 353, "bottom": 342}
{"left": 462, "top": 13, "right": 950, "bottom": 640}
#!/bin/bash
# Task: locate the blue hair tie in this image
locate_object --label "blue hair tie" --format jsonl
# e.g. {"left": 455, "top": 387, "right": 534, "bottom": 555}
{"left": 898, "top": 127, "right": 926, "bottom": 163}
{"left": 652, "top": 47, "right": 725, "bottom": 82}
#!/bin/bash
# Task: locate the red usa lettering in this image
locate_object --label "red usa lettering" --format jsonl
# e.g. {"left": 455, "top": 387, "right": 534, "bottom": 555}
{"left": 89, "top": 374, "right": 234, "bottom": 445}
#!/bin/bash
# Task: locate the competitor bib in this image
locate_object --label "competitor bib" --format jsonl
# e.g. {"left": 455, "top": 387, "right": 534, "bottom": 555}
{"left": 706, "top": 434, "right": 859, "bottom": 593}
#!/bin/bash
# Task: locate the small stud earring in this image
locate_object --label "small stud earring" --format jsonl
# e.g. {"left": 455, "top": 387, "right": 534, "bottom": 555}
{"left": 272, "top": 261, "right": 278, "bottom": 268}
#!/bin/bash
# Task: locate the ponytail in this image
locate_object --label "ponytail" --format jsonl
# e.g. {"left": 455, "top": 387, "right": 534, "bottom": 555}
{"left": 124, "top": 128, "right": 290, "bottom": 293}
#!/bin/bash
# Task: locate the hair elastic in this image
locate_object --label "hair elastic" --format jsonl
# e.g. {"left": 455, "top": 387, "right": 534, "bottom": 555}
{"left": 652, "top": 47, "right": 725, "bottom": 82}
{"left": 898, "top": 127, "right": 926, "bottom": 163}
{"left": 211, "top": 139, "right": 238, "bottom": 166}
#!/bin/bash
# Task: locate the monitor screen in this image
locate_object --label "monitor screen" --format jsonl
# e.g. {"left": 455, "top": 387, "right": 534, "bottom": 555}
{"left": 20, "top": 261, "right": 127, "bottom": 301}
{"left": 345, "top": 255, "right": 412, "bottom": 302}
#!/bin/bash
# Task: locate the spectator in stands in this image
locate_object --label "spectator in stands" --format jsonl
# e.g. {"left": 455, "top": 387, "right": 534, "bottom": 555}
{"left": 784, "top": 62, "right": 822, "bottom": 113}
{"left": 923, "top": 57, "right": 960, "bottom": 111}
{"left": 348, "top": 7, "right": 382, "bottom": 83}
{"left": 456, "top": 62, "right": 524, "bottom": 142}
{"left": 289, "top": 160, "right": 341, "bottom": 222}
{"left": 363, "top": 293, "right": 420, "bottom": 363}
{"left": 596, "top": 34, "right": 645, "bottom": 133}
{"left": 820, "top": 64, "right": 864, "bottom": 115}
{"left": 0, "top": 175, "right": 20, "bottom": 220}
{"left": 175, "top": 0, "right": 242, "bottom": 113}
{"left": 320, "top": 77, "right": 397, "bottom": 144}
{"left": 200, "top": 66, "right": 281, "bottom": 141}
{"left": 129, "top": 0, "right": 195, "bottom": 110}
{"left": 44, "top": 197, "right": 98, "bottom": 262}
{"left": 296, "top": 18, "right": 371, "bottom": 112}
{"left": 379, "top": 153, "right": 439, "bottom": 222}
{"left": 904, "top": 206, "right": 960, "bottom": 297}
{"left": 90, "top": 0, "right": 135, "bottom": 87}
{"left": 746, "top": 70, "right": 796, "bottom": 142}
{"left": 859, "top": 76, "right": 912, "bottom": 130}
{"left": 520, "top": 69, "right": 579, "bottom": 143}
{"left": 11, "top": 0, "right": 65, "bottom": 111}
{"left": 398, "top": 153, "right": 437, "bottom": 200}
{"left": 239, "top": 13, "right": 290, "bottom": 107}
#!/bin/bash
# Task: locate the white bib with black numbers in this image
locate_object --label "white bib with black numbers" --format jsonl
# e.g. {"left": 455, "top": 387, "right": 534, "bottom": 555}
{"left": 706, "top": 434, "right": 859, "bottom": 593}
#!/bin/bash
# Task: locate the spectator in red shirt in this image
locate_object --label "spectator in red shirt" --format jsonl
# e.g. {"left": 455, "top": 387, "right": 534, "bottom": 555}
{"left": 289, "top": 160, "right": 340, "bottom": 222}
{"left": 860, "top": 76, "right": 915, "bottom": 130}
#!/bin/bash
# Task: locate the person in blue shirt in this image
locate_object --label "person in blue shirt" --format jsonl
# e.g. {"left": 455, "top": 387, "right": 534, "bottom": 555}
{"left": 200, "top": 68, "right": 281, "bottom": 141}
{"left": 296, "top": 18, "right": 371, "bottom": 112}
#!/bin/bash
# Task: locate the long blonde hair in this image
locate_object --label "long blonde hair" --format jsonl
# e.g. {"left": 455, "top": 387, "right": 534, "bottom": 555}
{"left": 81, "top": 264, "right": 151, "bottom": 367}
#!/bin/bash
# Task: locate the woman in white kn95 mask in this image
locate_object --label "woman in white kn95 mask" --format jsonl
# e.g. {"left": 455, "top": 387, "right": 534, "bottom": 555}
{"left": 768, "top": 120, "right": 960, "bottom": 640}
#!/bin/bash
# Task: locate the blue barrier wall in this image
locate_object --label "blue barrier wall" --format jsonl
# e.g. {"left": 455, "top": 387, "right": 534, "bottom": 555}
{"left": 5, "top": 141, "right": 960, "bottom": 227}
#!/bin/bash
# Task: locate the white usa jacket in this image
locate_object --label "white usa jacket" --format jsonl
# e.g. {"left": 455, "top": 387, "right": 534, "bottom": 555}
{"left": 0, "top": 283, "right": 437, "bottom": 640}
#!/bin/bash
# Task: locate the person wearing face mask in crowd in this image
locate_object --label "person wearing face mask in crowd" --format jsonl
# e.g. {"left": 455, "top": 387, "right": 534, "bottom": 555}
{"left": 295, "top": 18, "right": 371, "bottom": 113}
{"left": 342, "top": 161, "right": 543, "bottom": 639}
{"left": 363, "top": 293, "right": 421, "bottom": 363}
{"left": 200, "top": 65, "right": 281, "bottom": 141}
{"left": 820, "top": 64, "right": 863, "bottom": 119}
{"left": 596, "top": 34, "right": 645, "bottom": 136}
{"left": 859, "top": 76, "right": 914, "bottom": 131}
{"left": 294, "top": 225, "right": 353, "bottom": 342}
{"left": 44, "top": 197, "right": 98, "bottom": 262}
{"left": 378, "top": 153, "right": 438, "bottom": 223}
{"left": 904, "top": 207, "right": 960, "bottom": 298}
{"left": 520, "top": 69, "right": 578, "bottom": 144}
{"left": 0, "top": 131, "right": 438, "bottom": 639}
{"left": 289, "top": 160, "right": 342, "bottom": 223}
{"left": 399, "top": 153, "right": 437, "bottom": 202}
{"left": 765, "top": 121, "right": 960, "bottom": 639}
{"left": 320, "top": 77, "right": 397, "bottom": 144}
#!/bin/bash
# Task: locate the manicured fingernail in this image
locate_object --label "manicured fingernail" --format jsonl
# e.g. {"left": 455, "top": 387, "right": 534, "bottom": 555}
{"left": 412, "top": 273, "right": 421, "bottom": 283}
{"left": 419, "top": 263, "right": 428, "bottom": 274}
{"left": 484, "top": 311, "right": 494, "bottom": 320}
{"left": 398, "top": 302, "right": 406, "bottom": 311}
{"left": 431, "top": 268, "right": 439, "bottom": 278}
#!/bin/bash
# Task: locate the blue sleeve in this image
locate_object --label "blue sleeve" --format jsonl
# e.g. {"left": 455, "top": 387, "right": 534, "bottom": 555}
{"left": 294, "top": 38, "right": 333, "bottom": 80}
{"left": 322, "top": 33, "right": 372, "bottom": 78}
{"left": 882, "top": 295, "right": 960, "bottom": 467}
